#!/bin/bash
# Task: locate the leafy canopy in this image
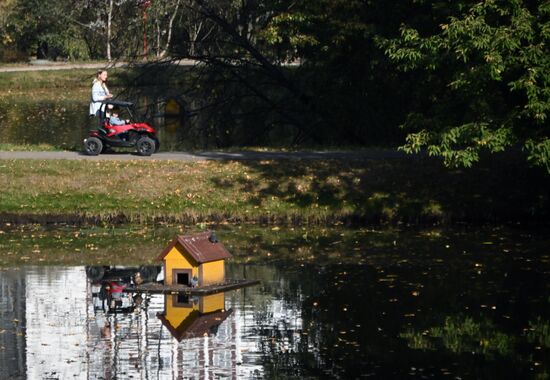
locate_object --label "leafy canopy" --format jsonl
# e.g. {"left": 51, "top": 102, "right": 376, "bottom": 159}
{"left": 380, "top": 0, "right": 550, "bottom": 172}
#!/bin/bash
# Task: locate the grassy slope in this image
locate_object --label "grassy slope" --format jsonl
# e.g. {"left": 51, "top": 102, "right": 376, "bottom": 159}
{"left": 0, "top": 155, "right": 548, "bottom": 225}
{"left": 0, "top": 68, "right": 125, "bottom": 89}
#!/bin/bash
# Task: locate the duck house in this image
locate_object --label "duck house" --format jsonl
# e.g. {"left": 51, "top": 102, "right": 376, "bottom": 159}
{"left": 156, "top": 231, "right": 232, "bottom": 287}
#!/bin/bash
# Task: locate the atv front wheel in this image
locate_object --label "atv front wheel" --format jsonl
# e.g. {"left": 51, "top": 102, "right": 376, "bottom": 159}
{"left": 84, "top": 137, "right": 103, "bottom": 156}
{"left": 136, "top": 136, "right": 155, "bottom": 156}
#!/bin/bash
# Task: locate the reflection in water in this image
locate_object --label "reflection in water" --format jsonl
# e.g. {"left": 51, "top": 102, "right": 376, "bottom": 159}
{"left": 1, "top": 226, "right": 549, "bottom": 379}
{"left": 158, "top": 292, "right": 232, "bottom": 341}
{"left": 25, "top": 267, "right": 87, "bottom": 379}
{"left": 0, "top": 270, "right": 26, "bottom": 379}
{"left": 0, "top": 266, "right": 298, "bottom": 379}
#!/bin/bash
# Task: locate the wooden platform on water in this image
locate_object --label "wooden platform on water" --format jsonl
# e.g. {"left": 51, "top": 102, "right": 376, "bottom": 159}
{"left": 129, "top": 279, "right": 260, "bottom": 295}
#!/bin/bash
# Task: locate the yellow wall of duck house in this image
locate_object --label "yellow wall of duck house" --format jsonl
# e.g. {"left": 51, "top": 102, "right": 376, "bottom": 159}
{"left": 200, "top": 260, "right": 225, "bottom": 286}
{"left": 200, "top": 293, "right": 225, "bottom": 314}
{"left": 166, "top": 298, "right": 196, "bottom": 327}
{"left": 163, "top": 246, "right": 225, "bottom": 286}
{"left": 164, "top": 293, "right": 225, "bottom": 327}
{"left": 164, "top": 247, "right": 197, "bottom": 284}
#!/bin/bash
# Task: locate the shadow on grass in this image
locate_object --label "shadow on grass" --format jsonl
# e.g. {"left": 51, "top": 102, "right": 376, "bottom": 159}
{"left": 221, "top": 151, "right": 550, "bottom": 224}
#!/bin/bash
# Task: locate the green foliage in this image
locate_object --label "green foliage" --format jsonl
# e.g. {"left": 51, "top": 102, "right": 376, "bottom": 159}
{"left": 525, "top": 138, "right": 550, "bottom": 173}
{"left": 401, "top": 315, "right": 515, "bottom": 357}
{"left": 527, "top": 318, "right": 550, "bottom": 348}
{"left": 400, "top": 123, "right": 514, "bottom": 168}
{"left": 42, "top": 31, "right": 90, "bottom": 61}
{"left": 4, "top": 0, "right": 92, "bottom": 59}
{"left": 381, "top": 0, "right": 550, "bottom": 172}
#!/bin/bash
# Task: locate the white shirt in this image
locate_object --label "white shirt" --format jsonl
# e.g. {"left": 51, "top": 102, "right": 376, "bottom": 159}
{"left": 89, "top": 81, "right": 110, "bottom": 116}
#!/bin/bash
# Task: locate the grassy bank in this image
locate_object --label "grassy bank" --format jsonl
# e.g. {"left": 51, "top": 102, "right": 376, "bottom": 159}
{"left": 0, "top": 67, "right": 128, "bottom": 90}
{"left": 0, "top": 65, "right": 187, "bottom": 91}
{"left": 0, "top": 143, "right": 61, "bottom": 151}
{"left": 0, "top": 155, "right": 548, "bottom": 225}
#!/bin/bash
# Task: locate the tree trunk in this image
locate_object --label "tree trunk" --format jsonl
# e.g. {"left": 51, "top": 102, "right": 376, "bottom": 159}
{"left": 159, "top": 0, "right": 181, "bottom": 58}
{"left": 106, "top": 0, "right": 113, "bottom": 61}
{"left": 156, "top": 22, "right": 161, "bottom": 57}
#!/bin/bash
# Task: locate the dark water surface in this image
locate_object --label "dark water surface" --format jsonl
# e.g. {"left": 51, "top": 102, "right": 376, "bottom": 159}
{"left": 0, "top": 224, "right": 549, "bottom": 379}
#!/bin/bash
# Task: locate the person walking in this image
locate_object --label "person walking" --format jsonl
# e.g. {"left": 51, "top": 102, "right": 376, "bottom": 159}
{"left": 89, "top": 70, "right": 113, "bottom": 128}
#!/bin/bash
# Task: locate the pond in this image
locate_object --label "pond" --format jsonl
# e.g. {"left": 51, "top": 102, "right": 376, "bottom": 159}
{"left": 0, "top": 224, "right": 549, "bottom": 379}
{"left": 0, "top": 88, "right": 191, "bottom": 152}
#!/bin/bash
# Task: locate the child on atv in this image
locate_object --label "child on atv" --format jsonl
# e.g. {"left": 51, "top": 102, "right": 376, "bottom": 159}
{"left": 108, "top": 109, "right": 130, "bottom": 126}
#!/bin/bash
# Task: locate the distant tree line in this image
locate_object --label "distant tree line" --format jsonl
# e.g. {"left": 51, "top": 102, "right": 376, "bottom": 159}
{"left": 1, "top": 0, "right": 549, "bottom": 172}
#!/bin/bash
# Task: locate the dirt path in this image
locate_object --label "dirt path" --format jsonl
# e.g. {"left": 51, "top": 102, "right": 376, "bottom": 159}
{"left": 0, "top": 149, "right": 406, "bottom": 161}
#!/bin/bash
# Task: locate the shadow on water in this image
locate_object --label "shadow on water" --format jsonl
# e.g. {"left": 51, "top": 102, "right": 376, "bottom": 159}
{"left": 0, "top": 224, "right": 549, "bottom": 379}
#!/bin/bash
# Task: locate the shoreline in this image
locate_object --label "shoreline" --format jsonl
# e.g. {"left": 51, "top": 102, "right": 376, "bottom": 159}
{"left": 0, "top": 210, "right": 548, "bottom": 228}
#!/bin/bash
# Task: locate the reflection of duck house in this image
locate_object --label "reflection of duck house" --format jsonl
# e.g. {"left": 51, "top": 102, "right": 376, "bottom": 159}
{"left": 158, "top": 292, "right": 232, "bottom": 341}
{"left": 156, "top": 231, "right": 232, "bottom": 287}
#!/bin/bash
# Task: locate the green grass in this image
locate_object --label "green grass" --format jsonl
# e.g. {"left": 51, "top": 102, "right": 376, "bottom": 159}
{"left": 0, "top": 143, "right": 63, "bottom": 151}
{"left": 0, "top": 66, "right": 142, "bottom": 90}
{"left": 0, "top": 155, "right": 548, "bottom": 225}
{"left": 0, "top": 69, "right": 94, "bottom": 90}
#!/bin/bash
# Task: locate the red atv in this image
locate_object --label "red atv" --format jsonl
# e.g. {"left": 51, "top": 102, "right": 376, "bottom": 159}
{"left": 84, "top": 99, "right": 160, "bottom": 156}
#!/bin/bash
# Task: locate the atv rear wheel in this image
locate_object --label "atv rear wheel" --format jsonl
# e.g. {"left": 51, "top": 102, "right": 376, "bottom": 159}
{"left": 136, "top": 136, "right": 155, "bottom": 156}
{"left": 84, "top": 137, "right": 103, "bottom": 156}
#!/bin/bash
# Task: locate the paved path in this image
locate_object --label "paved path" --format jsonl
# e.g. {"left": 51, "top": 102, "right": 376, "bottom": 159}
{"left": 0, "top": 59, "right": 200, "bottom": 73}
{"left": 0, "top": 149, "right": 407, "bottom": 161}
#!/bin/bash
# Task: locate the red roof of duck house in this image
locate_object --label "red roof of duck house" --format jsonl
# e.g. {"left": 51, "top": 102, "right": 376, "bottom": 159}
{"left": 158, "top": 308, "right": 233, "bottom": 341}
{"left": 156, "top": 231, "right": 232, "bottom": 264}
